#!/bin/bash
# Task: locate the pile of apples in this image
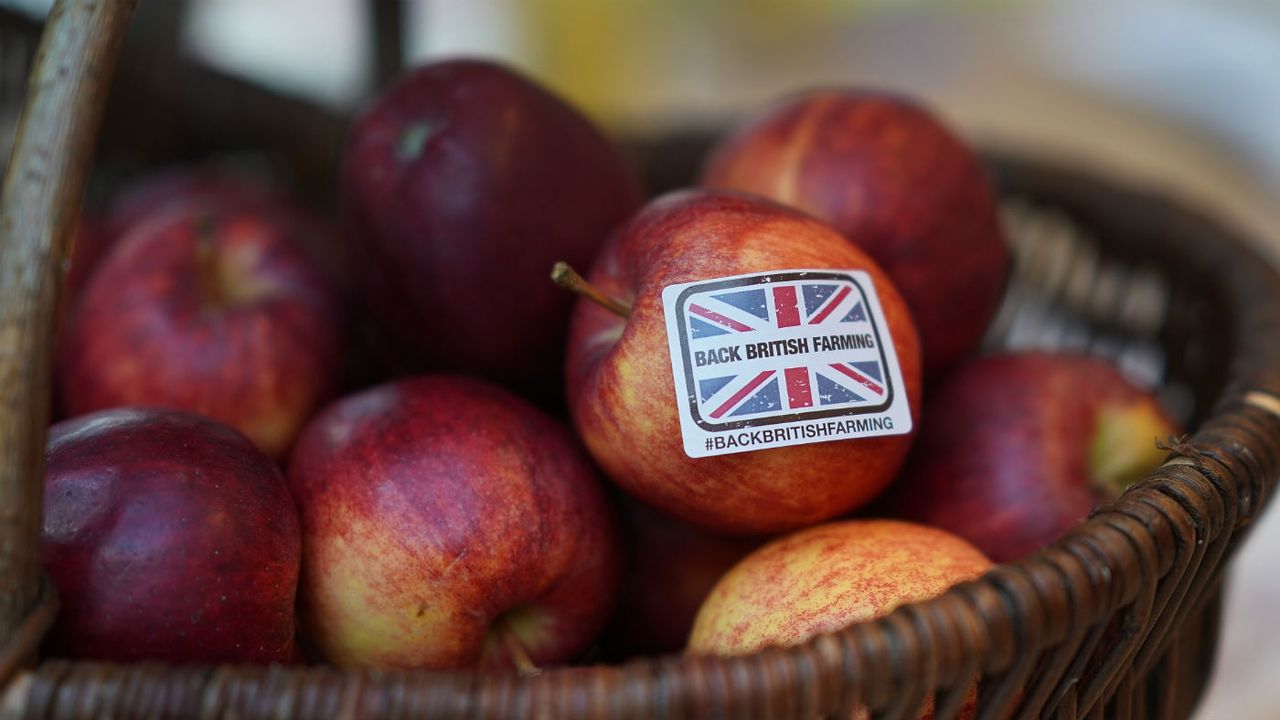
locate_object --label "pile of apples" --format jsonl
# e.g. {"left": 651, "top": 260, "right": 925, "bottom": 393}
{"left": 42, "top": 58, "right": 1178, "bottom": 687}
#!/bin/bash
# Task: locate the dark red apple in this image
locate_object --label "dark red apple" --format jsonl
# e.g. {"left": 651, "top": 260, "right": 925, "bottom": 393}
{"left": 288, "top": 375, "right": 622, "bottom": 670}
{"left": 702, "top": 91, "right": 1009, "bottom": 375}
{"left": 342, "top": 58, "right": 642, "bottom": 392}
{"left": 564, "top": 189, "right": 921, "bottom": 535}
{"left": 609, "top": 501, "right": 763, "bottom": 656}
{"left": 690, "top": 519, "right": 990, "bottom": 654}
{"left": 41, "top": 408, "right": 300, "bottom": 663}
{"left": 880, "top": 352, "right": 1179, "bottom": 562}
{"left": 57, "top": 200, "right": 344, "bottom": 459}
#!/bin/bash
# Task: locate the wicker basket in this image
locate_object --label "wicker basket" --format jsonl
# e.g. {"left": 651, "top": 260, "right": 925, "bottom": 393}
{"left": 3, "top": 1, "right": 1280, "bottom": 718}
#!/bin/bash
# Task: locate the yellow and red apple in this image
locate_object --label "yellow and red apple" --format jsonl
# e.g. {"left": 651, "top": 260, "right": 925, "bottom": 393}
{"left": 564, "top": 189, "right": 922, "bottom": 535}
{"left": 288, "top": 375, "right": 622, "bottom": 671}
{"left": 689, "top": 519, "right": 991, "bottom": 719}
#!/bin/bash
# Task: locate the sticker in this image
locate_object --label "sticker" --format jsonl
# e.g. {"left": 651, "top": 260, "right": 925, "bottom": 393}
{"left": 662, "top": 269, "right": 912, "bottom": 458}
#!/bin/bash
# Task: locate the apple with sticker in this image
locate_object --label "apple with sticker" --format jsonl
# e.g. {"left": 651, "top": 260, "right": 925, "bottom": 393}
{"left": 556, "top": 189, "right": 922, "bottom": 536}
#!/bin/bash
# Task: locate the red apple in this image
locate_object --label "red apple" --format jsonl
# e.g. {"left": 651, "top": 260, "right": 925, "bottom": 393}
{"left": 342, "top": 58, "right": 642, "bottom": 393}
{"left": 879, "top": 352, "right": 1179, "bottom": 563}
{"left": 608, "top": 501, "right": 763, "bottom": 656}
{"left": 565, "top": 189, "right": 922, "bottom": 535}
{"left": 702, "top": 91, "right": 1009, "bottom": 376}
{"left": 288, "top": 375, "right": 622, "bottom": 670}
{"left": 689, "top": 519, "right": 991, "bottom": 719}
{"left": 41, "top": 408, "right": 300, "bottom": 663}
{"left": 57, "top": 199, "right": 344, "bottom": 459}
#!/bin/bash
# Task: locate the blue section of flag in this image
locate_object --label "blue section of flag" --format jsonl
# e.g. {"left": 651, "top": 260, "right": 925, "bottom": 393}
{"left": 817, "top": 373, "right": 866, "bottom": 405}
{"left": 730, "top": 378, "right": 781, "bottom": 417}
{"left": 802, "top": 284, "right": 836, "bottom": 316}
{"left": 698, "top": 375, "right": 734, "bottom": 402}
{"left": 690, "top": 317, "right": 729, "bottom": 338}
{"left": 841, "top": 302, "right": 867, "bottom": 323}
{"left": 712, "top": 289, "right": 768, "bottom": 319}
{"left": 850, "top": 361, "right": 882, "bottom": 382}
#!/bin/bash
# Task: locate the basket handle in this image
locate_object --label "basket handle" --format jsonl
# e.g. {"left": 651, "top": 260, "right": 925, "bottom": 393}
{"left": 0, "top": 0, "right": 137, "bottom": 655}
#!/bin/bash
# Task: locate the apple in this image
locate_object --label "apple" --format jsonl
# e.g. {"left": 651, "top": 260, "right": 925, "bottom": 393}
{"left": 688, "top": 519, "right": 991, "bottom": 719}
{"left": 563, "top": 189, "right": 922, "bottom": 535}
{"left": 607, "top": 501, "right": 763, "bottom": 656}
{"left": 342, "top": 58, "right": 642, "bottom": 394}
{"left": 879, "top": 352, "right": 1178, "bottom": 563}
{"left": 56, "top": 198, "right": 344, "bottom": 459}
{"left": 702, "top": 91, "right": 1009, "bottom": 376}
{"left": 41, "top": 408, "right": 300, "bottom": 663}
{"left": 288, "top": 375, "right": 622, "bottom": 671}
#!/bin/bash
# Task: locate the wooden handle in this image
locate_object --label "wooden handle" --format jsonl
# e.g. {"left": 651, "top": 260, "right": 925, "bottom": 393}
{"left": 0, "top": 0, "right": 137, "bottom": 654}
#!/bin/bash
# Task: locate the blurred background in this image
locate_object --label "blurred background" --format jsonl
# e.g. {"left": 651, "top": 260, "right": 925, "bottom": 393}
{"left": 7, "top": 0, "right": 1275, "bottom": 258}
{"left": 5, "top": 0, "right": 1280, "bottom": 716}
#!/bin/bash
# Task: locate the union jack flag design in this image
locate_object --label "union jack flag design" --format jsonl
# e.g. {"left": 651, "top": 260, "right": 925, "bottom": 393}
{"left": 669, "top": 271, "right": 895, "bottom": 431}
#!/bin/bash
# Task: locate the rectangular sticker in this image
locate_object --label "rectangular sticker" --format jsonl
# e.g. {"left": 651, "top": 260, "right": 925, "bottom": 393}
{"left": 662, "top": 269, "right": 912, "bottom": 458}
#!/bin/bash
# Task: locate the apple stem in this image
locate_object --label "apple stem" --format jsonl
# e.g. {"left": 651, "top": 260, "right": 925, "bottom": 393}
{"left": 193, "top": 215, "right": 225, "bottom": 307}
{"left": 502, "top": 627, "right": 542, "bottom": 678}
{"left": 550, "top": 261, "right": 631, "bottom": 318}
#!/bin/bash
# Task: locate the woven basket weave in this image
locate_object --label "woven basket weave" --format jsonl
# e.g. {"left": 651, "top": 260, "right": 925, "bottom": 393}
{"left": 3, "top": 2, "right": 1280, "bottom": 718}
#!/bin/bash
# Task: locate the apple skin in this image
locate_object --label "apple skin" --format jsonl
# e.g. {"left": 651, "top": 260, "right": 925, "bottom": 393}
{"left": 41, "top": 408, "right": 300, "bottom": 663}
{"left": 287, "top": 375, "right": 623, "bottom": 671}
{"left": 690, "top": 519, "right": 990, "bottom": 651}
{"left": 702, "top": 91, "right": 1008, "bottom": 376}
{"left": 56, "top": 201, "right": 344, "bottom": 459}
{"left": 878, "top": 352, "right": 1178, "bottom": 563}
{"left": 607, "top": 501, "right": 764, "bottom": 656}
{"left": 565, "top": 189, "right": 922, "bottom": 535}
{"left": 61, "top": 170, "right": 263, "bottom": 324}
{"left": 688, "top": 519, "right": 990, "bottom": 719}
{"left": 343, "top": 58, "right": 643, "bottom": 393}
{"left": 67, "top": 168, "right": 344, "bottom": 317}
